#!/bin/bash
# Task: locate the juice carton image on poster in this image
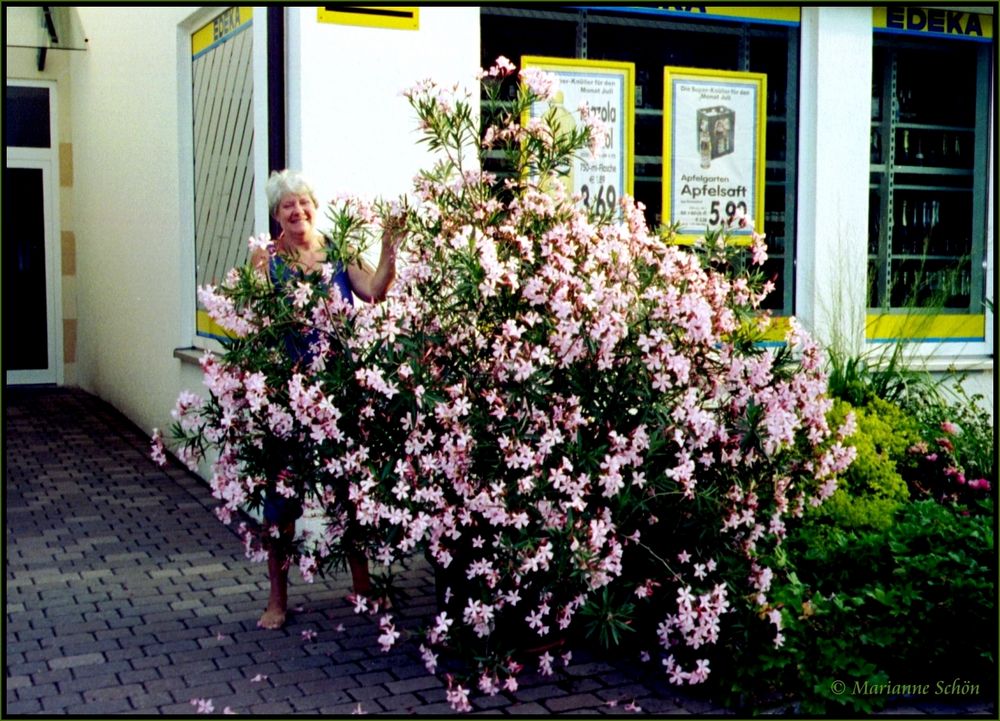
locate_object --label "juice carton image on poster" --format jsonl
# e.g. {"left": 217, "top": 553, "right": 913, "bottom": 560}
{"left": 697, "top": 106, "right": 735, "bottom": 166}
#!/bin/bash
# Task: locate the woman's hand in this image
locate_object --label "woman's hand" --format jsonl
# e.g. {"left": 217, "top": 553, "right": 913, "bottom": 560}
{"left": 380, "top": 210, "right": 406, "bottom": 260}
{"left": 349, "top": 209, "right": 406, "bottom": 303}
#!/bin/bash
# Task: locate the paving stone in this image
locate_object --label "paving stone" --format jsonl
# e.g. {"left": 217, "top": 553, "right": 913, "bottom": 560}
{"left": 514, "top": 682, "right": 569, "bottom": 702}
{"left": 83, "top": 683, "right": 146, "bottom": 703}
{"left": 5, "top": 675, "right": 33, "bottom": 692}
{"left": 473, "top": 692, "right": 514, "bottom": 710}
{"left": 4, "top": 699, "right": 42, "bottom": 714}
{"left": 411, "top": 700, "right": 460, "bottom": 714}
{"left": 47, "top": 652, "right": 105, "bottom": 670}
{"left": 545, "top": 691, "right": 605, "bottom": 712}
{"left": 290, "top": 688, "right": 356, "bottom": 711}
{"left": 348, "top": 683, "right": 392, "bottom": 702}
{"left": 386, "top": 674, "right": 441, "bottom": 694}
{"left": 170, "top": 682, "right": 238, "bottom": 704}
{"left": 40, "top": 692, "right": 86, "bottom": 711}
{"left": 62, "top": 698, "right": 133, "bottom": 714}
{"left": 317, "top": 699, "right": 374, "bottom": 714}
{"left": 12, "top": 682, "right": 60, "bottom": 702}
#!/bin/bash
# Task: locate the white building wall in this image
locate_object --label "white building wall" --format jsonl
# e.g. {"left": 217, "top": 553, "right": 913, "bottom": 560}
{"left": 69, "top": 6, "right": 206, "bottom": 432}
{"left": 287, "top": 7, "right": 481, "bottom": 209}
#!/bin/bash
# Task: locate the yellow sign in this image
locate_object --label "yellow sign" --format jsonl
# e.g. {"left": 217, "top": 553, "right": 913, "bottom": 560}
{"left": 623, "top": 6, "right": 800, "bottom": 25}
{"left": 520, "top": 56, "right": 635, "bottom": 208}
{"left": 192, "top": 7, "right": 252, "bottom": 58}
{"left": 197, "top": 310, "right": 235, "bottom": 341}
{"left": 317, "top": 6, "right": 419, "bottom": 31}
{"left": 874, "top": 6, "right": 992, "bottom": 41}
{"left": 866, "top": 313, "right": 986, "bottom": 342}
{"left": 662, "top": 66, "right": 767, "bottom": 245}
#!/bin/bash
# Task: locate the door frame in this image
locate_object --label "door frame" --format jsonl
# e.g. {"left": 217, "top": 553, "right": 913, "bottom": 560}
{"left": 5, "top": 80, "right": 63, "bottom": 386}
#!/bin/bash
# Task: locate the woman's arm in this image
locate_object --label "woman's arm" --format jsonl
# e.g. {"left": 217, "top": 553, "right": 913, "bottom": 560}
{"left": 347, "top": 215, "right": 403, "bottom": 303}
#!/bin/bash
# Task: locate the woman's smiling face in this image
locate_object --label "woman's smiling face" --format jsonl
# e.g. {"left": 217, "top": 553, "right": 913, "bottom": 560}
{"left": 275, "top": 192, "right": 316, "bottom": 235}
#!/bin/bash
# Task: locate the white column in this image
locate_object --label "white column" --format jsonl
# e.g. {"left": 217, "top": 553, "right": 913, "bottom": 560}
{"left": 796, "top": 7, "right": 873, "bottom": 352}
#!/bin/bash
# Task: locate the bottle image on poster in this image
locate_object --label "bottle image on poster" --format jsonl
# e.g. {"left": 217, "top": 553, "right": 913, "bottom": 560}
{"left": 542, "top": 91, "right": 577, "bottom": 196}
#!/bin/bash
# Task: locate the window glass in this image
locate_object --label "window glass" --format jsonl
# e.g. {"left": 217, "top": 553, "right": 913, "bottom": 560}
{"left": 191, "top": 7, "right": 255, "bottom": 340}
{"left": 5, "top": 86, "right": 51, "bottom": 149}
{"left": 868, "top": 37, "right": 988, "bottom": 327}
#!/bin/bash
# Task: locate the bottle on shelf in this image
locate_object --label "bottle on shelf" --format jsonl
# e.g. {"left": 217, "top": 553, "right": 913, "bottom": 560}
{"left": 868, "top": 206, "right": 880, "bottom": 255}
{"left": 928, "top": 200, "right": 941, "bottom": 252}
{"left": 899, "top": 129, "right": 910, "bottom": 164}
{"left": 898, "top": 198, "right": 909, "bottom": 253}
{"left": 895, "top": 85, "right": 914, "bottom": 120}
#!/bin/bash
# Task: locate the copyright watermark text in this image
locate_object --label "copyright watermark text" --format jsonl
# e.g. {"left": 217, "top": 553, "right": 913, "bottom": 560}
{"left": 830, "top": 679, "right": 982, "bottom": 697}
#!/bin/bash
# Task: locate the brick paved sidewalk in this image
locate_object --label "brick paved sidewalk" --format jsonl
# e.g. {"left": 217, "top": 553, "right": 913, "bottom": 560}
{"left": 4, "top": 387, "right": 996, "bottom": 716}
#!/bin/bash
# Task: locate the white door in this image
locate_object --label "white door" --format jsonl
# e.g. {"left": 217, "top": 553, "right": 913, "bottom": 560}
{"left": 5, "top": 80, "right": 61, "bottom": 386}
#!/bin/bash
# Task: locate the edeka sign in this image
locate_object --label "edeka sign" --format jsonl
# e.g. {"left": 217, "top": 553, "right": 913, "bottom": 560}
{"left": 192, "top": 7, "right": 252, "bottom": 57}
{"left": 874, "top": 7, "right": 992, "bottom": 41}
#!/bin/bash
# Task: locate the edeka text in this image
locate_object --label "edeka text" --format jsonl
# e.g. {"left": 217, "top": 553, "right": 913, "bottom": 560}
{"left": 213, "top": 7, "right": 242, "bottom": 42}
{"left": 886, "top": 7, "right": 984, "bottom": 37}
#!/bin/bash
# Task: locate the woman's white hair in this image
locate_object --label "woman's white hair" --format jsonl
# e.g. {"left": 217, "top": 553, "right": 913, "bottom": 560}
{"left": 265, "top": 169, "right": 318, "bottom": 217}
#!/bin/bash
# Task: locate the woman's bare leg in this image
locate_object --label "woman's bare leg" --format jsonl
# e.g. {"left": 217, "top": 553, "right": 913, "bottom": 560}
{"left": 259, "top": 526, "right": 292, "bottom": 629}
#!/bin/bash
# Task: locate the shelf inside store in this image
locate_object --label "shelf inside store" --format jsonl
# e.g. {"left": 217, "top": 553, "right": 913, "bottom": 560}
{"left": 889, "top": 255, "right": 969, "bottom": 263}
{"left": 891, "top": 165, "right": 973, "bottom": 176}
{"left": 891, "top": 121, "right": 976, "bottom": 133}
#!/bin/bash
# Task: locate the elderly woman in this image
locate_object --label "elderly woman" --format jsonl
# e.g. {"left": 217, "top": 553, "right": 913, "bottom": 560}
{"left": 252, "top": 169, "right": 402, "bottom": 629}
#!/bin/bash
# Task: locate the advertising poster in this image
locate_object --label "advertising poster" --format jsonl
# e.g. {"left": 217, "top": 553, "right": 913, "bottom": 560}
{"left": 521, "top": 56, "right": 634, "bottom": 214}
{"left": 662, "top": 67, "right": 766, "bottom": 244}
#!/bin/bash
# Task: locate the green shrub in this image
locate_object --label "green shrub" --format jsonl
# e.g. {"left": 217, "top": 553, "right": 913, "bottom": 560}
{"left": 724, "top": 498, "right": 995, "bottom": 714}
{"left": 804, "top": 399, "right": 918, "bottom": 535}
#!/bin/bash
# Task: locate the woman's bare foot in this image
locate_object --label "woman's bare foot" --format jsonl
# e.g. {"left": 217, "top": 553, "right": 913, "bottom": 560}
{"left": 258, "top": 605, "right": 286, "bottom": 629}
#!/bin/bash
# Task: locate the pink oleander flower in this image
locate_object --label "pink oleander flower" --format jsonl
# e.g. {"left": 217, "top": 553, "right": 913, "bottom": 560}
{"left": 191, "top": 698, "right": 214, "bottom": 714}
{"left": 750, "top": 232, "right": 768, "bottom": 266}
{"left": 150, "top": 429, "right": 168, "bottom": 467}
{"left": 519, "top": 67, "right": 558, "bottom": 100}
{"left": 445, "top": 683, "right": 472, "bottom": 713}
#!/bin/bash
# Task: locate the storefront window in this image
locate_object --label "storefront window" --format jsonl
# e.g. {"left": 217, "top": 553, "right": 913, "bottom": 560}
{"left": 867, "top": 20, "right": 992, "bottom": 341}
{"left": 481, "top": 7, "right": 799, "bottom": 317}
